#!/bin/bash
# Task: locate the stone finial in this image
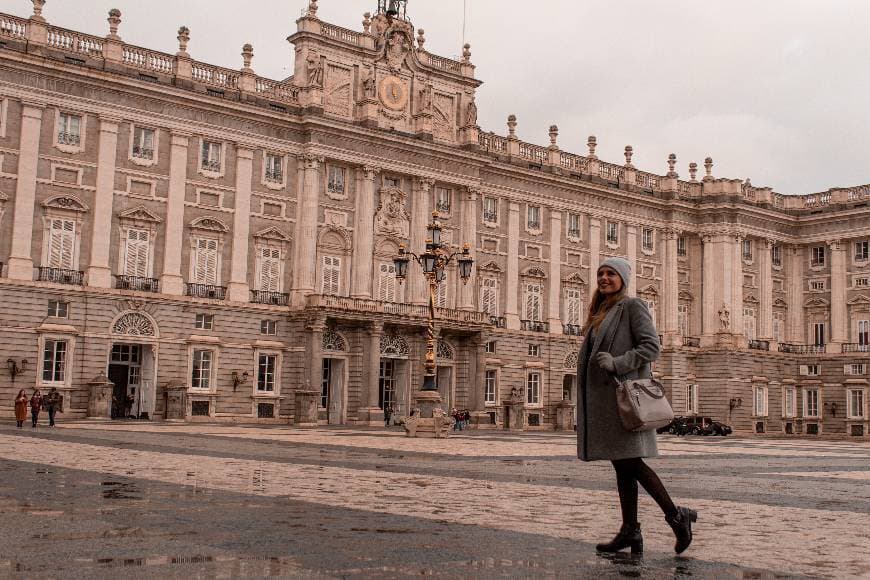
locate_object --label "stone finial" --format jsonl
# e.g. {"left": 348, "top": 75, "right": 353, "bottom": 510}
{"left": 624, "top": 145, "right": 634, "bottom": 168}
{"left": 587, "top": 135, "right": 597, "bottom": 159}
{"left": 549, "top": 125, "right": 559, "bottom": 148}
{"left": 241, "top": 43, "right": 254, "bottom": 71}
{"left": 667, "top": 153, "right": 678, "bottom": 178}
{"left": 462, "top": 43, "right": 472, "bottom": 63}
{"left": 177, "top": 26, "right": 190, "bottom": 56}
{"left": 107, "top": 8, "right": 122, "bottom": 38}
{"left": 31, "top": 0, "right": 46, "bottom": 22}
{"left": 507, "top": 114, "right": 517, "bottom": 139}
{"left": 307, "top": 0, "right": 318, "bottom": 17}
{"left": 704, "top": 156, "right": 714, "bottom": 181}
{"left": 689, "top": 162, "right": 698, "bottom": 182}
{"left": 416, "top": 29, "right": 426, "bottom": 50}
{"left": 362, "top": 12, "right": 372, "bottom": 34}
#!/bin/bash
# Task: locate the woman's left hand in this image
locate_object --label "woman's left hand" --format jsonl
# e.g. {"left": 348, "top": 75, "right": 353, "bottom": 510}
{"left": 594, "top": 352, "right": 616, "bottom": 372}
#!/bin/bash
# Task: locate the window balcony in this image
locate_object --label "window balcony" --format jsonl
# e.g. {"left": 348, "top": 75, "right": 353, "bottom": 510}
{"left": 521, "top": 320, "right": 549, "bottom": 333}
{"left": 436, "top": 200, "right": 451, "bottom": 213}
{"left": 778, "top": 343, "right": 825, "bottom": 354}
{"left": 489, "top": 315, "right": 506, "bottom": 328}
{"left": 682, "top": 336, "right": 701, "bottom": 348}
{"left": 186, "top": 283, "right": 226, "bottom": 300}
{"left": 527, "top": 220, "right": 541, "bottom": 231}
{"left": 201, "top": 159, "right": 221, "bottom": 172}
{"left": 57, "top": 132, "right": 80, "bottom": 146}
{"left": 563, "top": 323, "right": 583, "bottom": 336}
{"left": 251, "top": 290, "right": 289, "bottom": 306}
{"left": 38, "top": 267, "right": 83, "bottom": 285}
{"left": 748, "top": 339, "right": 770, "bottom": 351}
{"left": 132, "top": 145, "right": 153, "bottom": 160}
{"left": 567, "top": 228, "right": 581, "bottom": 239}
{"left": 116, "top": 275, "right": 159, "bottom": 292}
{"left": 842, "top": 343, "right": 870, "bottom": 353}
{"left": 482, "top": 210, "right": 498, "bottom": 223}
{"left": 265, "top": 170, "right": 283, "bottom": 183}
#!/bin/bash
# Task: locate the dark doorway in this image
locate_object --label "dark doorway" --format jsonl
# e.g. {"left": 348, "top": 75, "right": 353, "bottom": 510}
{"left": 107, "top": 364, "right": 128, "bottom": 419}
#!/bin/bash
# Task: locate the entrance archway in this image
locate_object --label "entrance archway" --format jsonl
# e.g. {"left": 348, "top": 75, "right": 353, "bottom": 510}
{"left": 108, "top": 311, "right": 159, "bottom": 419}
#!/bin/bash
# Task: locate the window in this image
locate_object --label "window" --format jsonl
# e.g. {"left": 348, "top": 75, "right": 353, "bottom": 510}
{"left": 848, "top": 389, "right": 865, "bottom": 419}
{"left": 809, "top": 280, "right": 825, "bottom": 291}
{"left": 754, "top": 386, "right": 768, "bottom": 417}
{"left": 524, "top": 283, "right": 542, "bottom": 321}
{"left": 485, "top": 340, "right": 496, "bottom": 354}
{"left": 848, "top": 364, "right": 866, "bottom": 376}
{"left": 527, "top": 205, "right": 541, "bottom": 230}
{"left": 526, "top": 372, "right": 541, "bottom": 405}
{"left": 122, "top": 228, "right": 150, "bottom": 277}
{"left": 257, "top": 354, "right": 277, "bottom": 392}
{"left": 41, "top": 340, "right": 67, "bottom": 383}
{"left": 383, "top": 176, "right": 400, "bottom": 188}
{"left": 643, "top": 299, "right": 657, "bottom": 327}
{"left": 435, "top": 187, "right": 451, "bottom": 213}
{"left": 677, "top": 236, "right": 687, "bottom": 257}
{"left": 528, "top": 344, "right": 541, "bottom": 357}
{"left": 434, "top": 281, "right": 447, "bottom": 308}
{"left": 567, "top": 213, "right": 581, "bottom": 239}
{"left": 856, "top": 277, "right": 869, "bottom": 288}
{"left": 260, "top": 320, "right": 278, "bottom": 335}
{"left": 191, "top": 349, "right": 214, "bottom": 390}
{"left": 742, "top": 239, "right": 753, "bottom": 260}
{"left": 743, "top": 308, "right": 757, "bottom": 340}
{"left": 783, "top": 387, "right": 796, "bottom": 418}
{"left": 484, "top": 370, "right": 497, "bottom": 405}
{"left": 58, "top": 112, "right": 81, "bottom": 146}
{"left": 257, "top": 247, "right": 282, "bottom": 292}
{"left": 321, "top": 359, "right": 332, "bottom": 408}
{"left": 813, "top": 322, "right": 825, "bottom": 346}
{"left": 265, "top": 153, "right": 283, "bottom": 183}
{"left": 482, "top": 197, "right": 498, "bottom": 223}
{"left": 327, "top": 165, "right": 345, "bottom": 195}
{"left": 773, "top": 313, "right": 785, "bottom": 343}
{"left": 192, "top": 238, "right": 219, "bottom": 284}
{"left": 678, "top": 304, "right": 689, "bottom": 337}
{"left": 856, "top": 241, "right": 869, "bottom": 261}
{"left": 642, "top": 228, "right": 654, "bottom": 252}
{"left": 771, "top": 244, "right": 782, "bottom": 267}
{"left": 800, "top": 364, "right": 821, "bottom": 376}
{"left": 47, "top": 218, "right": 76, "bottom": 269}
{"left": 321, "top": 256, "right": 341, "bottom": 295}
{"left": 201, "top": 140, "right": 222, "bottom": 172}
{"left": 685, "top": 384, "right": 698, "bottom": 414}
{"left": 379, "top": 359, "right": 397, "bottom": 409}
{"left": 804, "top": 388, "right": 819, "bottom": 418}
{"left": 131, "top": 126, "right": 155, "bottom": 160}
{"left": 564, "top": 288, "right": 582, "bottom": 326}
{"left": 378, "top": 263, "right": 397, "bottom": 302}
{"left": 859, "top": 320, "right": 870, "bottom": 347}
{"left": 194, "top": 313, "right": 214, "bottom": 330}
{"left": 811, "top": 246, "right": 825, "bottom": 267}
{"left": 47, "top": 300, "right": 69, "bottom": 318}
{"left": 480, "top": 278, "right": 499, "bottom": 316}
{"left": 606, "top": 221, "right": 619, "bottom": 245}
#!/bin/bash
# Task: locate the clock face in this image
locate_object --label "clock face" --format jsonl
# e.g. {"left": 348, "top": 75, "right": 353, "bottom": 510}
{"left": 378, "top": 76, "right": 408, "bottom": 111}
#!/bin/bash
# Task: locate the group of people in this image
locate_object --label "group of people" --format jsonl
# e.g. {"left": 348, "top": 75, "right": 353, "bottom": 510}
{"left": 450, "top": 408, "right": 471, "bottom": 430}
{"left": 14, "top": 387, "right": 62, "bottom": 428}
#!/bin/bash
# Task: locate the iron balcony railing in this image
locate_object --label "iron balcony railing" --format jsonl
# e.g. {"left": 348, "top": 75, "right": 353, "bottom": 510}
{"left": 748, "top": 339, "right": 770, "bottom": 351}
{"left": 57, "top": 132, "right": 80, "bottom": 146}
{"left": 842, "top": 343, "right": 870, "bottom": 353}
{"left": 265, "top": 169, "right": 283, "bottom": 182}
{"left": 778, "top": 343, "right": 825, "bottom": 354}
{"left": 489, "top": 315, "right": 506, "bottom": 328}
{"left": 682, "top": 336, "right": 701, "bottom": 347}
{"left": 116, "top": 275, "right": 159, "bottom": 292}
{"left": 563, "top": 324, "right": 583, "bottom": 336}
{"left": 436, "top": 201, "right": 451, "bottom": 213}
{"left": 132, "top": 145, "right": 153, "bottom": 160}
{"left": 38, "top": 267, "right": 83, "bottom": 285}
{"left": 251, "top": 290, "right": 289, "bottom": 306}
{"left": 482, "top": 210, "right": 498, "bottom": 223}
{"left": 521, "top": 320, "right": 549, "bottom": 333}
{"left": 186, "top": 283, "right": 226, "bottom": 300}
{"left": 201, "top": 159, "right": 221, "bottom": 172}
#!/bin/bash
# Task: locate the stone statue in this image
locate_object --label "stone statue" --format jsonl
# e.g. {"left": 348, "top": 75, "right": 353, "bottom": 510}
{"left": 306, "top": 52, "right": 323, "bottom": 88}
{"left": 375, "top": 188, "right": 410, "bottom": 238}
{"left": 418, "top": 84, "right": 432, "bottom": 115}
{"left": 718, "top": 303, "right": 730, "bottom": 331}
{"left": 465, "top": 96, "right": 478, "bottom": 127}
{"left": 362, "top": 66, "right": 376, "bottom": 99}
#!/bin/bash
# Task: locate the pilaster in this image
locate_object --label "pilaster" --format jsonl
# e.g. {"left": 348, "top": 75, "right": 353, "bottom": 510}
{"left": 350, "top": 165, "right": 380, "bottom": 298}
{"left": 504, "top": 201, "right": 521, "bottom": 330}
{"left": 588, "top": 218, "right": 602, "bottom": 301}
{"left": 731, "top": 234, "right": 744, "bottom": 343}
{"left": 458, "top": 186, "right": 479, "bottom": 309}
{"left": 786, "top": 244, "right": 805, "bottom": 343}
{"left": 661, "top": 228, "right": 680, "bottom": 346}
{"left": 358, "top": 322, "right": 385, "bottom": 425}
{"left": 159, "top": 132, "right": 189, "bottom": 295}
{"left": 227, "top": 146, "right": 254, "bottom": 303}
{"left": 290, "top": 152, "right": 323, "bottom": 306}
{"left": 86, "top": 116, "right": 121, "bottom": 288}
{"left": 409, "top": 177, "right": 434, "bottom": 305}
{"left": 829, "top": 240, "right": 848, "bottom": 350}
{"left": 547, "top": 211, "right": 563, "bottom": 334}
{"left": 625, "top": 224, "right": 638, "bottom": 298}
{"left": 758, "top": 239, "right": 774, "bottom": 341}
{"left": 8, "top": 103, "right": 44, "bottom": 281}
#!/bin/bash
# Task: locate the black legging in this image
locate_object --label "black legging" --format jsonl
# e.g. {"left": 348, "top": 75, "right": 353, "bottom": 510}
{"left": 612, "top": 458, "right": 677, "bottom": 526}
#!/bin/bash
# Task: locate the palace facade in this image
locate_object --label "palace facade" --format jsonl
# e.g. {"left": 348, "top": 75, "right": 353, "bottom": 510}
{"left": 0, "top": 0, "right": 868, "bottom": 435}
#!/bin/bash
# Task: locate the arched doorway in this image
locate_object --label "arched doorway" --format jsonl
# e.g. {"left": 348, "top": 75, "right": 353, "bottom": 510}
{"left": 320, "top": 328, "right": 349, "bottom": 425}
{"left": 107, "top": 311, "right": 159, "bottom": 419}
{"left": 380, "top": 332, "right": 411, "bottom": 422}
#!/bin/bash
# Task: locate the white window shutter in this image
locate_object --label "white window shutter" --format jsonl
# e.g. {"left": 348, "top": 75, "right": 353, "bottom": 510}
{"left": 322, "top": 256, "right": 341, "bottom": 295}
{"left": 259, "top": 248, "right": 281, "bottom": 292}
{"left": 799, "top": 365, "right": 808, "bottom": 376}
{"left": 435, "top": 282, "right": 447, "bottom": 308}
{"left": 49, "top": 219, "right": 76, "bottom": 269}
{"left": 379, "top": 263, "right": 396, "bottom": 302}
{"left": 124, "top": 229, "right": 150, "bottom": 277}
{"left": 194, "top": 238, "right": 218, "bottom": 284}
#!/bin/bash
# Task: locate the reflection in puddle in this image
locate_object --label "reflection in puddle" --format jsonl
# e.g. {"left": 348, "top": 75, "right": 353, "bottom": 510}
{"left": 100, "top": 481, "right": 141, "bottom": 500}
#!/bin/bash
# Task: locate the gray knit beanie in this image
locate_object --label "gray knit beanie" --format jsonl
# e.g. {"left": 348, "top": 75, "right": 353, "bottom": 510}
{"left": 598, "top": 257, "right": 632, "bottom": 290}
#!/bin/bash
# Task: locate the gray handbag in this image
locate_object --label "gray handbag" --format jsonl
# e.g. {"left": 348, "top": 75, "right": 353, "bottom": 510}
{"left": 605, "top": 304, "right": 674, "bottom": 433}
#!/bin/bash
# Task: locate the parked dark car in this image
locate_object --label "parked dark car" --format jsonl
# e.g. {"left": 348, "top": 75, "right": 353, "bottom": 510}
{"left": 657, "top": 416, "right": 688, "bottom": 435}
{"left": 658, "top": 416, "right": 732, "bottom": 436}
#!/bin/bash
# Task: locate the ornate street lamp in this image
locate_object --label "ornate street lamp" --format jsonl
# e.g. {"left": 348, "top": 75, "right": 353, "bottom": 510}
{"left": 395, "top": 212, "right": 474, "bottom": 395}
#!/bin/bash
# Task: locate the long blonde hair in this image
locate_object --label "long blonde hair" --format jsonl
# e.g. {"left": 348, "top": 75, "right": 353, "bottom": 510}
{"left": 584, "top": 288, "right": 627, "bottom": 332}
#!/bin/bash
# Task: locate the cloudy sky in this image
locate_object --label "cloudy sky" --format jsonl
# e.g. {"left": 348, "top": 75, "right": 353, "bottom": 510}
{"left": 15, "top": 0, "right": 870, "bottom": 194}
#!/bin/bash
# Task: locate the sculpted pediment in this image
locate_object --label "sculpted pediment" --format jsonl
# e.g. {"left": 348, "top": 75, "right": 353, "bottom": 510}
{"left": 42, "top": 194, "right": 89, "bottom": 212}
{"left": 804, "top": 297, "right": 830, "bottom": 308}
{"left": 744, "top": 293, "right": 759, "bottom": 304}
{"left": 119, "top": 205, "right": 162, "bottom": 223}
{"left": 678, "top": 290, "right": 695, "bottom": 301}
{"left": 253, "top": 226, "right": 291, "bottom": 243}
{"left": 847, "top": 294, "right": 870, "bottom": 305}
{"left": 773, "top": 297, "right": 788, "bottom": 308}
{"left": 563, "top": 272, "right": 586, "bottom": 285}
{"left": 189, "top": 217, "right": 229, "bottom": 233}
{"left": 639, "top": 284, "right": 659, "bottom": 297}
{"left": 523, "top": 267, "right": 546, "bottom": 278}
{"left": 479, "top": 261, "right": 502, "bottom": 273}
{"left": 0, "top": 191, "right": 8, "bottom": 201}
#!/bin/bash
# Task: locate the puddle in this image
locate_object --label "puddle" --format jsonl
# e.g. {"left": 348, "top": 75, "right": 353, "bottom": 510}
{"left": 100, "top": 481, "right": 141, "bottom": 500}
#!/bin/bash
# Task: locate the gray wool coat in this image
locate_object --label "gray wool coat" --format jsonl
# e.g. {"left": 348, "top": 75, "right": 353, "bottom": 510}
{"left": 576, "top": 297, "right": 661, "bottom": 462}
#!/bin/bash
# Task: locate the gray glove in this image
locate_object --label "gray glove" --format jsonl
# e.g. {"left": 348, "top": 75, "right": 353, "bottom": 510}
{"left": 594, "top": 352, "right": 616, "bottom": 373}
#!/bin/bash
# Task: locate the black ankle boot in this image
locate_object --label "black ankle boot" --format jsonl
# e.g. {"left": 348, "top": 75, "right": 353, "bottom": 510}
{"left": 665, "top": 507, "right": 698, "bottom": 554}
{"left": 596, "top": 523, "right": 643, "bottom": 554}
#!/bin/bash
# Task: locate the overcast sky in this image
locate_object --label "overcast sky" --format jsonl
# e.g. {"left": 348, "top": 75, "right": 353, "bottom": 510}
{"left": 15, "top": 0, "right": 870, "bottom": 195}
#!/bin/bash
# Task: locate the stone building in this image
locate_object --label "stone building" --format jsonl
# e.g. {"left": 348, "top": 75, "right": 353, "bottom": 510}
{"left": 0, "top": 0, "right": 867, "bottom": 435}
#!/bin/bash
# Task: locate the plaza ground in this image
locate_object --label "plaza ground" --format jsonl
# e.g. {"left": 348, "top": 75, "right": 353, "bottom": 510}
{"left": 0, "top": 422, "right": 868, "bottom": 579}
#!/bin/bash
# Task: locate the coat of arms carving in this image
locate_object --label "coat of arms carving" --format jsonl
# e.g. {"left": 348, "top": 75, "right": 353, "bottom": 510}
{"left": 375, "top": 187, "right": 410, "bottom": 239}
{"left": 385, "top": 31, "right": 409, "bottom": 73}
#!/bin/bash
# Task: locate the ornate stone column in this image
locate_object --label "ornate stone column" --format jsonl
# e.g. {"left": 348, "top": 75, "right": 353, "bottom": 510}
{"left": 786, "top": 244, "right": 805, "bottom": 343}
{"left": 227, "top": 146, "right": 254, "bottom": 302}
{"left": 625, "top": 224, "right": 638, "bottom": 298}
{"left": 661, "top": 228, "right": 680, "bottom": 346}
{"left": 409, "top": 177, "right": 434, "bottom": 305}
{"left": 305, "top": 316, "right": 326, "bottom": 398}
{"left": 701, "top": 234, "right": 717, "bottom": 337}
{"left": 758, "top": 238, "right": 774, "bottom": 341}
{"left": 547, "top": 210, "right": 563, "bottom": 334}
{"left": 829, "top": 239, "right": 848, "bottom": 351}
{"left": 505, "top": 201, "right": 521, "bottom": 330}
{"left": 470, "top": 333, "right": 492, "bottom": 428}
{"left": 458, "top": 186, "right": 479, "bottom": 310}
{"left": 588, "top": 218, "right": 602, "bottom": 300}
{"left": 291, "top": 152, "right": 323, "bottom": 306}
{"left": 351, "top": 165, "right": 380, "bottom": 299}
{"left": 358, "top": 322, "right": 385, "bottom": 425}
{"left": 731, "top": 234, "right": 744, "bottom": 342}
{"left": 7, "top": 102, "right": 44, "bottom": 281}
{"left": 86, "top": 116, "right": 121, "bottom": 288}
{"left": 159, "top": 132, "right": 190, "bottom": 295}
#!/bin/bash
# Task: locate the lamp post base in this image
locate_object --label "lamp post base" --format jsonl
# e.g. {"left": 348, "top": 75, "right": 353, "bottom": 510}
{"left": 403, "top": 390, "right": 452, "bottom": 438}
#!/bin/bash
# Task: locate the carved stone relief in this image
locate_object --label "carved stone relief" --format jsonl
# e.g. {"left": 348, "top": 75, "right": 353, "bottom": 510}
{"left": 433, "top": 92, "right": 455, "bottom": 142}
{"left": 375, "top": 187, "right": 410, "bottom": 239}
{"left": 324, "top": 65, "right": 351, "bottom": 118}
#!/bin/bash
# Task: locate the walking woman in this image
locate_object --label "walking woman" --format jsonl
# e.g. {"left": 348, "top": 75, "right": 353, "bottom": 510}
{"left": 14, "top": 389, "right": 28, "bottom": 428}
{"left": 29, "top": 388, "right": 43, "bottom": 428}
{"left": 577, "top": 257, "right": 697, "bottom": 555}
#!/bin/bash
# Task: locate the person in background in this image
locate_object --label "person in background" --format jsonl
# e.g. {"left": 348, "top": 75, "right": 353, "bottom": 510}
{"left": 384, "top": 405, "right": 392, "bottom": 427}
{"left": 44, "top": 387, "right": 63, "bottom": 428}
{"left": 14, "top": 390, "right": 28, "bottom": 428}
{"left": 29, "top": 388, "right": 43, "bottom": 428}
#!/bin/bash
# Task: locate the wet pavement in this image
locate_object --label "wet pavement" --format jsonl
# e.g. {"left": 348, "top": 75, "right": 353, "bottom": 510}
{"left": 0, "top": 423, "right": 867, "bottom": 579}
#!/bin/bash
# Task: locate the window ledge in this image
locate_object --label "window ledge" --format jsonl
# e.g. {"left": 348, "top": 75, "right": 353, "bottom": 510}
{"left": 130, "top": 156, "right": 157, "bottom": 168}
{"left": 54, "top": 143, "right": 83, "bottom": 155}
